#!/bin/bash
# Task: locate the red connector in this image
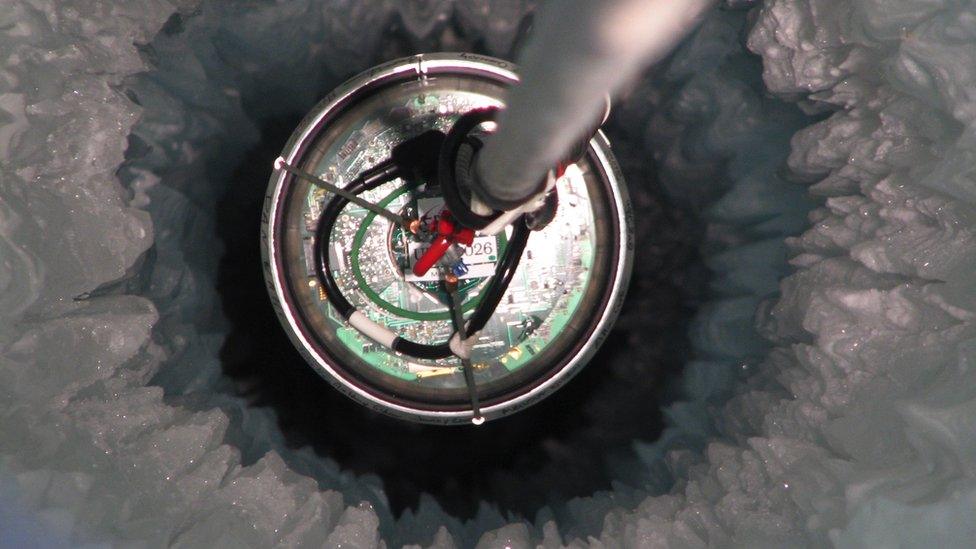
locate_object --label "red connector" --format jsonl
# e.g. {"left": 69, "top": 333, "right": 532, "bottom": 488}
{"left": 412, "top": 211, "right": 474, "bottom": 277}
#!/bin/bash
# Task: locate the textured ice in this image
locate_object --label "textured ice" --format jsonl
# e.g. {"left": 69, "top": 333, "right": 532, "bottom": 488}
{"left": 2, "top": 0, "right": 976, "bottom": 546}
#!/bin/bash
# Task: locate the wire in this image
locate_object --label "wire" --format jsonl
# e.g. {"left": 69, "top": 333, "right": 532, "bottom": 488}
{"left": 312, "top": 162, "right": 402, "bottom": 319}
{"left": 438, "top": 108, "right": 504, "bottom": 230}
{"left": 276, "top": 157, "right": 409, "bottom": 227}
{"left": 446, "top": 281, "right": 484, "bottom": 424}
{"left": 310, "top": 134, "right": 532, "bottom": 362}
{"left": 465, "top": 220, "right": 530, "bottom": 334}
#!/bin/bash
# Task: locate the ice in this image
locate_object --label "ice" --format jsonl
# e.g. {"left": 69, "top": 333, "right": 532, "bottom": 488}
{"left": 454, "top": 1, "right": 538, "bottom": 56}
{"left": 2, "top": 0, "right": 976, "bottom": 546}
{"left": 474, "top": 523, "right": 533, "bottom": 548}
{"left": 834, "top": 484, "right": 976, "bottom": 548}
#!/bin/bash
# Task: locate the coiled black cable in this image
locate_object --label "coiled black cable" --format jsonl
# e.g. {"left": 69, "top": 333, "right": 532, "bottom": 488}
{"left": 312, "top": 135, "right": 532, "bottom": 361}
{"left": 312, "top": 162, "right": 399, "bottom": 320}
{"left": 438, "top": 108, "right": 503, "bottom": 230}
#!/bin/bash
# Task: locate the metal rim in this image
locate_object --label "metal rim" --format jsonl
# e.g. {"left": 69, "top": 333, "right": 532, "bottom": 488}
{"left": 261, "top": 53, "right": 633, "bottom": 424}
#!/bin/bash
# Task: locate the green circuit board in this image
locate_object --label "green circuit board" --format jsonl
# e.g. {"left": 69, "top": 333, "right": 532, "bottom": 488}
{"left": 292, "top": 88, "right": 598, "bottom": 392}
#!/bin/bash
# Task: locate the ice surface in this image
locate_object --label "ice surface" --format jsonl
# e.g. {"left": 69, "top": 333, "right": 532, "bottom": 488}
{"left": 1, "top": 0, "right": 976, "bottom": 546}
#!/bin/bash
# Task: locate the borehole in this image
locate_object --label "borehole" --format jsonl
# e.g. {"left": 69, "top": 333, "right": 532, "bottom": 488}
{"left": 5, "top": 1, "right": 973, "bottom": 546}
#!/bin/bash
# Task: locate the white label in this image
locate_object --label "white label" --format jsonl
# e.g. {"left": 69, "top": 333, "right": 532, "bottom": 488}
{"left": 405, "top": 198, "right": 500, "bottom": 282}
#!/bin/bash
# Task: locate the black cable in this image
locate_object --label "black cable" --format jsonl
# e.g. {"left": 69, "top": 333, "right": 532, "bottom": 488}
{"left": 466, "top": 218, "right": 531, "bottom": 333}
{"left": 447, "top": 282, "right": 483, "bottom": 420}
{"left": 389, "top": 219, "right": 530, "bottom": 360}
{"left": 313, "top": 162, "right": 400, "bottom": 319}
{"left": 312, "top": 149, "right": 531, "bottom": 360}
{"left": 390, "top": 337, "right": 451, "bottom": 360}
{"left": 438, "top": 108, "right": 503, "bottom": 230}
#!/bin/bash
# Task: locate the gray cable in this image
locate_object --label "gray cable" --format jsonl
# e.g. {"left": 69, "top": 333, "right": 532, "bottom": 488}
{"left": 475, "top": 0, "right": 714, "bottom": 207}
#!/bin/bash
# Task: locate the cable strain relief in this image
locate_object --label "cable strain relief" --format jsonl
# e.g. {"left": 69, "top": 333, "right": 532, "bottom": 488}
{"left": 449, "top": 331, "right": 476, "bottom": 360}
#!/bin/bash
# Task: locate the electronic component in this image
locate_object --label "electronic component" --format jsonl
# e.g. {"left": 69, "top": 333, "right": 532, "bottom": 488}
{"left": 262, "top": 53, "right": 632, "bottom": 424}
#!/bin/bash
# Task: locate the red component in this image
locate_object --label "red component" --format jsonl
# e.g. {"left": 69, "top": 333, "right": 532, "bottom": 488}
{"left": 437, "top": 214, "right": 454, "bottom": 236}
{"left": 413, "top": 235, "right": 452, "bottom": 277}
{"left": 454, "top": 226, "right": 475, "bottom": 246}
{"left": 411, "top": 211, "right": 476, "bottom": 277}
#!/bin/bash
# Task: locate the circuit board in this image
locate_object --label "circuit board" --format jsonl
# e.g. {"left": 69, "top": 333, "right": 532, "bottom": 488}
{"left": 292, "top": 86, "right": 598, "bottom": 392}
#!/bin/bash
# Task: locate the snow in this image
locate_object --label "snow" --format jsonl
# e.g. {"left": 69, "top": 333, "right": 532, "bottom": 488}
{"left": 1, "top": 0, "right": 975, "bottom": 546}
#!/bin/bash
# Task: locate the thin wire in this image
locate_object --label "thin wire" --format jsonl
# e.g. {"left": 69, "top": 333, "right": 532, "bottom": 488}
{"left": 275, "top": 157, "right": 410, "bottom": 227}
{"left": 446, "top": 280, "right": 484, "bottom": 425}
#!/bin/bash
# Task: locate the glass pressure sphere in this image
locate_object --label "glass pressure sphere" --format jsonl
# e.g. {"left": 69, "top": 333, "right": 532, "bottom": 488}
{"left": 262, "top": 54, "right": 632, "bottom": 424}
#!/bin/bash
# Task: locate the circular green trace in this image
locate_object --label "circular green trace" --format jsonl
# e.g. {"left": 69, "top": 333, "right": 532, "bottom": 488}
{"left": 347, "top": 183, "right": 507, "bottom": 321}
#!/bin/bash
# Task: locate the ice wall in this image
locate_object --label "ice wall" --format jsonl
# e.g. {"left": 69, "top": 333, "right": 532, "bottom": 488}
{"left": 1, "top": 0, "right": 975, "bottom": 547}
{"left": 559, "top": 0, "right": 976, "bottom": 544}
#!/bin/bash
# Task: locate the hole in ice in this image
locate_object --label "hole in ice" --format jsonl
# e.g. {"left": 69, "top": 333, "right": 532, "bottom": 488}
{"left": 212, "top": 105, "right": 704, "bottom": 518}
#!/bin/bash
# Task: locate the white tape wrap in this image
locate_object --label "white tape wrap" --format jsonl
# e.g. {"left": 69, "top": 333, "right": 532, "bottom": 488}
{"left": 449, "top": 332, "right": 477, "bottom": 360}
{"left": 349, "top": 311, "right": 397, "bottom": 349}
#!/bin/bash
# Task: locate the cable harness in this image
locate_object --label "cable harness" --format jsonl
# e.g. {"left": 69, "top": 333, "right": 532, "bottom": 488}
{"left": 275, "top": 107, "right": 592, "bottom": 423}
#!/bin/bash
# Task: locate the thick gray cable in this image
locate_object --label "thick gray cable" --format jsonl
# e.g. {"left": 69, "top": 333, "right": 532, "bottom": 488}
{"left": 475, "top": 0, "right": 714, "bottom": 207}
